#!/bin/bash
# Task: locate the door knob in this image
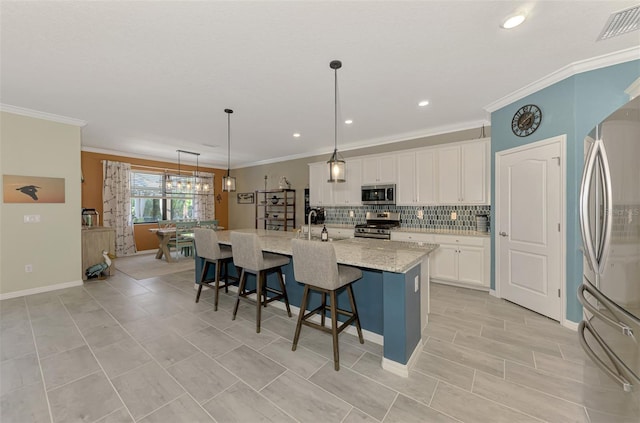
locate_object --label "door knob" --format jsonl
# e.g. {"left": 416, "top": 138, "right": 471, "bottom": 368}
{"left": 499, "top": 231, "right": 508, "bottom": 237}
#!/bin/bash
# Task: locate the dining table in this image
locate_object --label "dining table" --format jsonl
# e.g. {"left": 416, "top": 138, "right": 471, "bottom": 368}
{"left": 149, "top": 226, "right": 224, "bottom": 262}
{"left": 148, "top": 227, "right": 178, "bottom": 262}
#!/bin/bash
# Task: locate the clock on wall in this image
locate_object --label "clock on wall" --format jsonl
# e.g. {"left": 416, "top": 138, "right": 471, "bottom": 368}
{"left": 511, "top": 104, "right": 542, "bottom": 137}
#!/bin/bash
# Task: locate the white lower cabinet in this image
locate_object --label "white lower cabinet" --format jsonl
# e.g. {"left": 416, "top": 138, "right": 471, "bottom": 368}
{"left": 391, "top": 231, "right": 489, "bottom": 287}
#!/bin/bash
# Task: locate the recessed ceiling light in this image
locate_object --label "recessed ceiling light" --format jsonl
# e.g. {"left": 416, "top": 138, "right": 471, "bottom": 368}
{"left": 418, "top": 100, "right": 429, "bottom": 107}
{"left": 501, "top": 14, "right": 526, "bottom": 29}
{"left": 293, "top": 133, "right": 301, "bottom": 138}
{"left": 344, "top": 119, "right": 353, "bottom": 125}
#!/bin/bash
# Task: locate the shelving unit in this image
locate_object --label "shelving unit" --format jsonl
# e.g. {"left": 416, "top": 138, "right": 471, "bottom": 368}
{"left": 255, "top": 189, "right": 296, "bottom": 231}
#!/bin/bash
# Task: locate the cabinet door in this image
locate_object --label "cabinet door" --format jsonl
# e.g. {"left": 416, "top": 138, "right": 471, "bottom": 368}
{"left": 416, "top": 149, "right": 437, "bottom": 204}
{"left": 362, "top": 157, "right": 380, "bottom": 184}
{"left": 457, "top": 245, "right": 486, "bottom": 286}
{"left": 309, "top": 163, "right": 332, "bottom": 206}
{"left": 396, "top": 152, "right": 416, "bottom": 205}
{"left": 334, "top": 159, "right": 362, "bottom": 205}
{"left": 437, "top": 147, "right": 461, "bottom": 204}
{"left": 378, "top": 155, "right": 396, "bottom": 184}
{"left": 461, "top": 141, "right": 487, "bottom": 204}
{"left": 431, "top": 244, "right": 458, "bottom": 281}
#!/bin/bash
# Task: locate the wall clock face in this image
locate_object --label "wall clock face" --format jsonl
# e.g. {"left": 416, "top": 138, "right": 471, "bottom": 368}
{"left": 511, "top": 104, "right": 542, "bottom": 137}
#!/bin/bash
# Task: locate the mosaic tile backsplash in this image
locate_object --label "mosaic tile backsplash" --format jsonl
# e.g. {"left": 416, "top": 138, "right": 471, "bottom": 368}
{"left": 323, "top": 205, "right": 491, "bottom": 231}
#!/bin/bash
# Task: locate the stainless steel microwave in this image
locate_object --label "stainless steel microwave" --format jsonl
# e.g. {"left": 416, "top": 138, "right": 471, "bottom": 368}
{"left": 361, "top": 184, "right": 395, "bottom": 205}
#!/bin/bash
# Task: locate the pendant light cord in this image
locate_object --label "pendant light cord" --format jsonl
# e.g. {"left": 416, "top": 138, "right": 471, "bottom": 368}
{"left": 334, "top": 65, "right": 338, "bottom": 153}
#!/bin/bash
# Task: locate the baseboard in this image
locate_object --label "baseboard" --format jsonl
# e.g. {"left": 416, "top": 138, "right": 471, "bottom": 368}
{"left": 562, "top": 319, "right": 579, "bottom": 332}
{"left": 0, "top": 279, "right": 84, "bottom": 300}
{"left": 381, "top": 339, "right": 423, "bottom": 378}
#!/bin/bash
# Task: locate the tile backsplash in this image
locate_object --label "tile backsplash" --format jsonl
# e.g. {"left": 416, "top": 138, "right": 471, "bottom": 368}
{"left": 324, "top": 205, "right": 491, "bottom": 231}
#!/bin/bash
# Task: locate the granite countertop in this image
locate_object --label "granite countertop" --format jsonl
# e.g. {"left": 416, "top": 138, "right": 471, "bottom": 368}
{"left": 215, "top": 229, "right": 438, "bottom": 274}
{"left": 392, "top": 227, "right": 491, "bottom": 237}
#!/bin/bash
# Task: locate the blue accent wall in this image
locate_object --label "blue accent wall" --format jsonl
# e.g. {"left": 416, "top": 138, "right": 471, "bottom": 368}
{"left": 490, "top": 60, "right": 640, "bottom": 323}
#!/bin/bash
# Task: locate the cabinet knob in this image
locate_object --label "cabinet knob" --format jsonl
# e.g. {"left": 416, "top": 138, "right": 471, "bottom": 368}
{"left": 499, "top": 231, "right": 508, "bottom": 237}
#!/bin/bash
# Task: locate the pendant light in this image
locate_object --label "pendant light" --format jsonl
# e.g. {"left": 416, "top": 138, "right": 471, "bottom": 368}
{"left": 222, "top": 108, "right": 236, "bottom": 192}
{"left": 176, "top": 150, "right": 182, "bottom": 190}
{"left": 327, "top": 60, "right": 346, "bottom": 183}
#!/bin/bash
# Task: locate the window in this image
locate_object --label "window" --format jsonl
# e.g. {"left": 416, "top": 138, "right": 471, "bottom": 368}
{"left": 130, "top": 171, "right": 197, "bottom": 223}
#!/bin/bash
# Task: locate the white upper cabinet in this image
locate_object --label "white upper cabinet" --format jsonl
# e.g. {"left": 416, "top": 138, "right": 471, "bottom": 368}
{"left": 362, "top": 155, "right": 396, "bottom": 185}
{"left": 396, "top": 150, "right": 437, "bottom": 205}
{"left": 437, "top": 138, "right": 489, "bottom": 205}
{"left": 333, "top": 159, "right": 362, "bottom": 205}
{"left": 309, "top": 162, "right": 333, "bottom": 206}
{"left": 416, "top": 149, "right": 437, "bottom": 204}
{"left": 396, "top": 152, "right": 417, "bottom": 205}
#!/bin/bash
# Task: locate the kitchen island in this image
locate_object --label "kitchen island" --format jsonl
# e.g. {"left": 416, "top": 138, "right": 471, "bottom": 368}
{"left": 195, "top": 229, "right": 438, "bottom": 376}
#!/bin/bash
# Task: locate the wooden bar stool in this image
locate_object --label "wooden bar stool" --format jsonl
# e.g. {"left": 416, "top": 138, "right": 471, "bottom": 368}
{"left": 230, "top": 232, "right": 292, "bottom": 333}
{"left": 291, "top": 239, "right": 364, "bottom": 371}
{"left": 193, "top": 228, "right": 238, "bottom": 310}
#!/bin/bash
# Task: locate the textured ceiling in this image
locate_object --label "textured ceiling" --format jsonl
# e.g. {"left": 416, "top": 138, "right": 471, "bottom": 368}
{"left": 1, "top": 1, "right": 639, "bottom": 168}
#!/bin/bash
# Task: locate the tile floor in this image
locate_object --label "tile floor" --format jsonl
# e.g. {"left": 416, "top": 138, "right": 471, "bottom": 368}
{"left": 1, "top": 268, "right": 638, "bottom": 423}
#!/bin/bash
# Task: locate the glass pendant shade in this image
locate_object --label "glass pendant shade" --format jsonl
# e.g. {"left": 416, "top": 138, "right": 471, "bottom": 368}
{"left": 327, "top": 149, "right": 346, "bottom": 182}
{"left": 223, "top": 174, "right": 236, "bottom": 192}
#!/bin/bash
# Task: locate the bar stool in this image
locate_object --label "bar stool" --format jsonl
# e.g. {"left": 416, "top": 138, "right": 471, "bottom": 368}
{"left": 290, "top": 239, "right": 364, "bottom": 371}
{"left": 193, "top": 228, "right": 238, "bottom": 310}
{"left": 230, "top": 232, "right": 292, "bottom": 333}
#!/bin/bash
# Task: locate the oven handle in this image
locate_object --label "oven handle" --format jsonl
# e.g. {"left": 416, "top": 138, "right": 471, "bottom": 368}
{"left": 578, "top": 320, "right": 636, "bottom": 392}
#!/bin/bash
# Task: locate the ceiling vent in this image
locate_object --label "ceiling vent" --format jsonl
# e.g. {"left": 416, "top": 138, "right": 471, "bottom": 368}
{"left": 597, "top": 5, "right": 640, "bottom": 41}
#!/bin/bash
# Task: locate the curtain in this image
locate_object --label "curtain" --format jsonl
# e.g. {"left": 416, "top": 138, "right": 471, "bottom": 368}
{"left": 103, "top": 160, "right": 137, "bottom": 256}
{"left": 194, "top": 172, "right": 215, "bottom": 221}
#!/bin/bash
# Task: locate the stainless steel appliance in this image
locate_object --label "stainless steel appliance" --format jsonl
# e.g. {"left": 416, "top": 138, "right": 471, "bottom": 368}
{"left": 354, "top": 211, "right": 400, "bottom": 240}
{"left": 361, "top": 184, "right": 395, "bottom": 205}
{"left": 578, "top": 95, "right": 640, "bottom": 393}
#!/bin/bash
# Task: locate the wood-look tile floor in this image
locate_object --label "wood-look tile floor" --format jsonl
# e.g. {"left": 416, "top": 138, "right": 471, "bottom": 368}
{"left": 1, "top": 269, "right": 638, "bottom": 422}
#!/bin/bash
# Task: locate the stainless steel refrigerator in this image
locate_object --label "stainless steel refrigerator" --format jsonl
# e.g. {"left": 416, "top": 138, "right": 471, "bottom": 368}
{"left": 578, "top": 95, "right": 640, "bottom": 393}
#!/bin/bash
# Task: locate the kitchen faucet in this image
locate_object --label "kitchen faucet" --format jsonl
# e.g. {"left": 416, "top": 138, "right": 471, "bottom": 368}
{"left": 307, "top": 210, "right": 317, "bottom": 240}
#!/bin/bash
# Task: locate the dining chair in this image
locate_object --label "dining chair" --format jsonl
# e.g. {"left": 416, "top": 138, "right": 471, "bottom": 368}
{"left": 230, "top": 231, "right": 292, "bottom": 333}
{"left": 198, "top": 220, "right": 219, "bottom": 230}
{"left": 290, "top": 238, "right": 364, "bottom": 370}
{"left": 193, "top": 228, "right": 238, "bottom": 309}
{"left": 168, "top": 221, "right": 197, "bottom": 260}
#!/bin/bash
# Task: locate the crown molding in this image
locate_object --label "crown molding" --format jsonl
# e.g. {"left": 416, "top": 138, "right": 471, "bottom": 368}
{"left": 484, "top": 47, "right": 640, "bottom": 113}
{"left": 0, "top": 104, "right": 87, "bottom": 127}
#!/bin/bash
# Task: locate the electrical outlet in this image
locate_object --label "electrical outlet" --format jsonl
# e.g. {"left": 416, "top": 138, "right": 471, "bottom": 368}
{"left": 450, "top": 211, "right": 457, "bottom": 220}
{"left": 414, "top": 276, "right": 419, "bottom": 292}
{"left": 25, "top": 264, "right": 33, "bottom": 273}
{"left": 349, "top": 210, "right": 355, "bottom": 218}
{"left": 416, "top": 209, "right": 424, "bottom": 219}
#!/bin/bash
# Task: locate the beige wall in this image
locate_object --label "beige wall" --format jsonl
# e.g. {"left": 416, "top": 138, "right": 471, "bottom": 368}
{"left": 0, "top": 112, "right": 83, "bottom": 297}
{"left": 230, "top": 126, "right": 490, "bottom": 229}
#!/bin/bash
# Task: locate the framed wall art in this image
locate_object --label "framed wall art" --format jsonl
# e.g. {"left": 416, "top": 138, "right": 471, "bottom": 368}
{"left": 237, "top": 192, "right": 254, "bottom": 204}
{"left": 3, "top": 175, "right": 65, "bottom": 203}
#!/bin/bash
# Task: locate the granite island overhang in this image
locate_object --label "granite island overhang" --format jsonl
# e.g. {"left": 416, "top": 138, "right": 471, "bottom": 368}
{"left": 195, "top": 229, "right": 438, "bottom": 376}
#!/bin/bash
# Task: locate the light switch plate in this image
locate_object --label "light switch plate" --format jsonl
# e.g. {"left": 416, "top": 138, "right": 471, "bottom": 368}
{"left": 450, "top": 212, "right": 457, "bottom": 220}
{"left": 416, "top": 209, "right": 423, "bottom": 219}
{"left": 24, "top": 215, "right": 41, "bottom": 223}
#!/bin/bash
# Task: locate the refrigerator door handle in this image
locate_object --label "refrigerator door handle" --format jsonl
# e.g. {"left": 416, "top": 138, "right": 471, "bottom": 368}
{"left": 579, "top": 140, "right": 599, "bottom": 272}
{"left": 578, "top": 320, "right": 635, "bottom": 392}
{"left": 596, "top": 140, "right": 613, "bottom": 275}
{"left": 578, "top": 282, "right": 639, "bottom": 338}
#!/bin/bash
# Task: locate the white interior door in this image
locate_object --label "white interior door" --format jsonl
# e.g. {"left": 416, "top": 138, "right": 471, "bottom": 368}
{"left": 497, "top": 138, "right": 563, "bottom": 321}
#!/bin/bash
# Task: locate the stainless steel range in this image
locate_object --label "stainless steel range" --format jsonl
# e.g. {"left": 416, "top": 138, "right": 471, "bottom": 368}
{"left": 354, "top": 212, "right": 400, "bottom": 240}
